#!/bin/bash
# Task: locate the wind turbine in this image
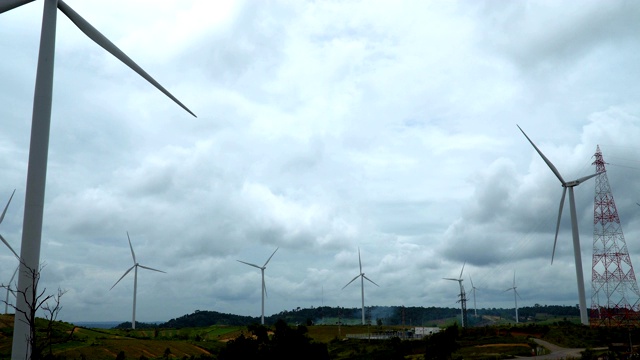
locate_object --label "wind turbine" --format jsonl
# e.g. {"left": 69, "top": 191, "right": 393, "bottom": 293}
{"left": 0, "top": 0, "right": 195, "bottom": 360}
{"left": 110, "top": 232, "right": 166, "bottom": 330}
{"left": 443, "top": 262, "right": 466, "bottom": 327}
{"left": 469, "top": 274, "right": 478, "bottom": 318}
{"left": 504, "top": 271, "right": 520, "bottom": 323}
{"left": 342, "top": 247, "right": 379, "bottom": 325}
{"left": 0, "top": 190, "right": 20, "bottom": 315}
{"left": 237, "top": 247, "right": 279, "bottom": 325}
{"left": 518, "top": 125, "right": 597, "bottom": 325}
{"left": 1, "top": 1, "right": 194, "bottom": 357}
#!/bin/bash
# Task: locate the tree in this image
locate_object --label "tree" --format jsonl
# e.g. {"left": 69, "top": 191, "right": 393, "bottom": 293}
{"left": 0, "top": 262, "right": 66, "bottom": 360}
{"left": 424, "top": 323, "right": 459, "bottom": 360}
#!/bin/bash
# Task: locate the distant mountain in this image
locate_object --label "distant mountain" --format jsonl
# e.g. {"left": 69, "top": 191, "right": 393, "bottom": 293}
{"left": 148, "top": 304, "right": 579, "bottom": 329}
{"left": 160, "top": 310, "right": 259, "bottom": 328}
{"left": 73, "top": 321, "right": 122, "bottom": 329}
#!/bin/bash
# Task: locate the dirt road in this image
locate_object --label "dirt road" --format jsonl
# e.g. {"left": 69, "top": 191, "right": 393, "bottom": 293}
{"left": 530, "top": 338, "right": 587, "bottom": 359}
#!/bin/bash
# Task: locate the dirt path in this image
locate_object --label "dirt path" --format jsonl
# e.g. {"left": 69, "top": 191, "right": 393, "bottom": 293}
{"left": 530, "top": 338, "right": 587, "bottom": 359}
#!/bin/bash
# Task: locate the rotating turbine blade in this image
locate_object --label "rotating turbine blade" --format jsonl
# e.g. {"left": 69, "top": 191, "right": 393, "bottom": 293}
{"left": 358, "top": 248, "right": 362, "bottom": 274}
{"left": 0, "top": 189, "right": 15, "bottom": 225}
{"left": 575, "top": 173, "right": 598, "bottom": 185}
{"left": 0, "top": 234, "right": 19, "bottom": 259}
{"left": 342, "top": 274, "right": 360, "bottom": 289}
{"left": 127, "top": 232, "right": 136, "bottom": 264}
{"left": 469, "top": 275, "right": 475, "bottom": 288}
{"left": 57, "top": 0, "right": 196, "bottom": 117}
{"left": 363, "top": 275, "right": 379, "bottom": 287}
{"left": 552, "top": 187, "right": 567, "bottom": 264}
{"left": 110, "top": 265, "right": 135, "bottom": 290}
{"left": 237, "top": 260, "right": 262, "bottom": 269}
{"left": 263, "top": 247, "right": 279, "bottom": 267}
{"left": 443, "top": 278, "right": 459, "bottom": 281}
{"left": 0, "top": 0, "right": 34, "bottom": 14}
{"left": 459, "top": 261, "right": 466, "bottom": 279}
{"left": 9, "top": 265, "right": 18, "bottom": 287}
{"left": 517, "top": 125, "right": 565, "bottom": 184}
{"left": 263, "top": 277, "right": 268, "bottom": 298}
{"left": 138, "top": 264, "right": 166, "bottom": 273}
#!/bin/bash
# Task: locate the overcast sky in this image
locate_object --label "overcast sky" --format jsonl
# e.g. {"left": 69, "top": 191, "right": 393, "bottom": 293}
{"left": 2, "top": 0, "right": 640, "bottom": 323}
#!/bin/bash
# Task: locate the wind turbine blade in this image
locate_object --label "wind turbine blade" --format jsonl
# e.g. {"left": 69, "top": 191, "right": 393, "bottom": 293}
{"left": 0, "top": 0, "right": 34, "bottom": 14}
{"left": 127, "top": 232, "right": 136, "bottom": 264}
{"left": 363, "top": 275, "right": 379, "bottom": 287}
{"left": 342, "top": 274, "right": 360, "bottom": 289}
{"left": 263, "top": 278, "right": 268, "bottom": 298}
{"left": 0, "top": 189, "right": 15, "bottom": 225}
{"left": 469, "top": 275, "right": 474, "bottom": 288}
{"left": 9, "top": 266, "right": 18, "bottom": 286}
{"left": 237, "top": 260, "right": 262, "bottom": 269}
{"left": 515, "top": 289, "right": 522, "bottom": 299}
{"left": 138, "top": 264, "right": 166, "bottom": 273}
{"left": 517, "top": 125, "right": 565, "bottom": 184}
{"left": 263, "top": 247, "right": 279, "bottom": 267}
{"left": 575, "top": 173, "right": 598, "bottom": 185}
{"left": 56, "top": 0, "right": 197, "bottom": 118}
{"left": 358, "top": 248, "right": 362, "bottom": 274}
{"left": 513, "top": 271, "right": 516, "bottom": 287}
{"left": 459, "top": 261, "right": 466, "bottom": 279}
{"left": 443, "top": 278, "right": 459, "bottom": 281}
{"left": 552, "top": 187, "right": 567, "bottom": 264}
{"left": 0, "top": 234, "right": 19, "bottom": 259}
{"left": 110, "top": 265, "right": 135, "bottom": 290}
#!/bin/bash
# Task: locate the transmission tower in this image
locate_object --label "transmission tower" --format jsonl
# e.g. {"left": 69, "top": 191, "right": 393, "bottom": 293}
{"left": 590, "top": 145, "right": 640, "bottom": 326}
{"left": 458, "top": 287, "right": 468, "bottom": 328}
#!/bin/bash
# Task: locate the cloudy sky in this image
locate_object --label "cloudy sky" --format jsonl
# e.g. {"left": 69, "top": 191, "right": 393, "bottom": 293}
{"left": 2, "top": 0, "right": 640, "bottom": 324}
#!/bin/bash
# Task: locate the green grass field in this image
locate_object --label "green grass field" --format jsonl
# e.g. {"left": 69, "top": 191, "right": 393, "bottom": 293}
{"left": 0, "top": 313, "right": 610, "bottom": 360}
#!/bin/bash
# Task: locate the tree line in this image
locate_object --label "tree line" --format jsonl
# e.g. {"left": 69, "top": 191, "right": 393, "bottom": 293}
{"left": 123, "top": 304, "right": 580, "bottom": 329}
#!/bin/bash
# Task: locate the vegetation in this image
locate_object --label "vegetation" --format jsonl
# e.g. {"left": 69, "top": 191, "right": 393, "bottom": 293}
{"left": 150, "top": 304, "right": 580, "bottom": 329}
{"left": 2, "top": 305, "right": 638, "bottom": 360}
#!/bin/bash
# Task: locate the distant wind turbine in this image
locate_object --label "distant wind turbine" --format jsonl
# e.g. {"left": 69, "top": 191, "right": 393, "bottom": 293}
{"left": 469, "top": 274, "right": 478, "bottom": 318}
{"left": 443, "top": 262, "right": 466, "bottom": 327}
{"left": 237, "top": 247, "right": 279, "bottom": 325}
{"left": 504, "top": 271, "right": 521, "bottom": 323}
{"left": 518, "top": 125, "right": 597, "bottom": 325}
{"left": 110, "top": 233, "right": 166, "bottom": 330}
{"left": 0, "top": 190, "right": 20, "bottom": 315}
{"left": 0, "top": 1, "right": 195, "bottom": 357}
{"left": 342, "top": 248, "right": 379, "bottom": 325}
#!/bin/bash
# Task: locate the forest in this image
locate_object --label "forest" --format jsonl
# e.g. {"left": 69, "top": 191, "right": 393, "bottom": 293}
{"left": 144, "top": 304, "right": 580, "bottom": 329}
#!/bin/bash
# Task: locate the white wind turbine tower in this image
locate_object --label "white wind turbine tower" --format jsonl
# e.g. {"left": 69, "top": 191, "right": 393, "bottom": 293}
{"left": 469, "top": 274, "right": 478, "bottom": 318}
{"left": 0, "top": 190, "right": 20, "bottom": 314}
{"left": 237, "top": 247, "right": 279, "bottom": 325}
{"left": 518, "top": 125, "right": 597, "bottom": 325}
{"left": 0, "top": 1, "right": 194, "bottom": 357}
{"left": 443, "top": 262, "right": 466, "bottom": 327}
{"left": 504, "top": 271, "right": 520, "bottom": 323}
{"left": 342, "top": 248, "right": 379, "bottom": 325}
{"left": 110, "top": 233, "right": 166, "bottom": 330}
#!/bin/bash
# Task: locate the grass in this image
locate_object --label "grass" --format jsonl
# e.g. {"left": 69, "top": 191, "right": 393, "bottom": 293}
{"left": 0, "top": 313, "right": 627, "bottom": 360}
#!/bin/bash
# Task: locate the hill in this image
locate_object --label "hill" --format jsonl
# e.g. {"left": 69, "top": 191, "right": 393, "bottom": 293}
{"left": 150, "top": 304, "right": 580, "bottom": 329}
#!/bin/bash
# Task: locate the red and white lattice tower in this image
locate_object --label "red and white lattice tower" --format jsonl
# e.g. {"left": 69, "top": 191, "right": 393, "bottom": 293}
{"left": 590, "top": 145, "right": 640, "bottom": 326}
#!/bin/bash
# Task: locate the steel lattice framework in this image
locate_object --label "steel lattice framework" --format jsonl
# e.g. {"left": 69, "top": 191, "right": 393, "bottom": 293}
{"left": 590, "top": 146, "right": 640, "bottom": 326}
{"left": 458, "top": 287, "right": 468, "bottom": 328}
